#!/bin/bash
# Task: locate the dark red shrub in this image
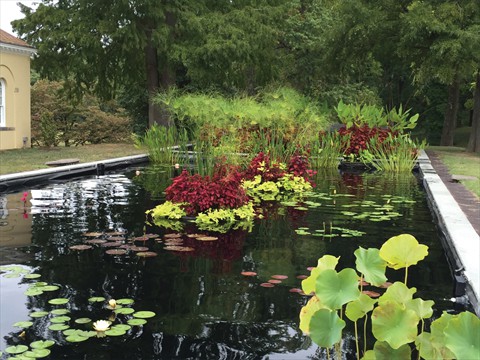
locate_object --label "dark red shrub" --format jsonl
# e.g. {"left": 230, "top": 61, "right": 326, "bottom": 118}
{"left": 338, "top": 125, "right": 398, "bottom": 156}
{"left": 242, "top": 152, "right": 286, "bottom": 182}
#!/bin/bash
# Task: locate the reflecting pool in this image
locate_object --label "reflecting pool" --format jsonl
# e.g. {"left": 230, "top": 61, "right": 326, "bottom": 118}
{"left": 0, "top": 167, "right": 459, "bottom": 359}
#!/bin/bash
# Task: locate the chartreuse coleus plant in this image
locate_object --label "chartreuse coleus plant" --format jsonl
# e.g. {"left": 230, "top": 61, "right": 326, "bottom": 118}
{"left": 299, "top": 234, "right": 480, "bottom": 360}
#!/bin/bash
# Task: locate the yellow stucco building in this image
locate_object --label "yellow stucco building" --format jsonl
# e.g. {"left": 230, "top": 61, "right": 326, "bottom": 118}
{"left": 0, "top": 29, "right": 36, "bottom": 150}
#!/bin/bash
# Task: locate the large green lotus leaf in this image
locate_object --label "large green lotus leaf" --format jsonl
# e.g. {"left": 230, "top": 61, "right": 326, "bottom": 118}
{"left": 378, "top": 282, "right": 416, "bottom": 306}
{"left": 379, "top": 234, "right": 428, "bottom": 270}
{"left": 302, "top": 255, "right": 339, "bottom": 295}
{"left": 29, "top": 340, "right": 55, "bottom": 349}
{"left": 371, "top": 300, "right": 419, "bottom": 349}
{"left": 406, "top": 298, "right": 434, "bottom": 319}
{"left": 444, "top": 311, "right": 480, "bottom": 360}
{"left": 415, "top": 332, "right": 455, "bottom": 360}
{"left": 354, "top": 247, "right": 387, "bottom": 286}
{"left": 372, "top": 341, "right": 411, "bottom": 360}
{"left": 346, "top": 293, "right": 377, "bottom": 322}
{"left": 361, "top": 350, "right": 376, "bottom": 360}
{"left": 299, "top": 296, "right": 325, "bottom": 334}
{"left": 315, "top": 268, "right": 360, "bottom": 310}
{"left": 23, "top": 348, "right": 51, "bottom": 358}
{"left": 309, "top": 309, "right": 345, "bottom": 348}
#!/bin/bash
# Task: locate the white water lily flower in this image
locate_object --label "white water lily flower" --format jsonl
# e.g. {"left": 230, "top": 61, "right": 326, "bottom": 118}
{"left": 93, "top": 320, "right": 111, "bottom": 332}
{"left": 108, "top": 299, "right": 117, "bottom": 308}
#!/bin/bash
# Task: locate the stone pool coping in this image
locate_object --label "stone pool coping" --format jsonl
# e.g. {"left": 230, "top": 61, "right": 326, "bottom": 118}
{"left": 1, "top": 150, "right": 478, "bottom": 314}
{"left": 418, "top": 150, "right": 480, "bottom": 315}
{"left": 0, "top": 154, "right": 149, "bottom": 192}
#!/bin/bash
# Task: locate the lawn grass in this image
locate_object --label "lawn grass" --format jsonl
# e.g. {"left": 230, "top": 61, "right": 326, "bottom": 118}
{"left": 0, "top": 143, "right": 146, "bottom": 175}
{"left": 428, "top": 146, "right": 480, "bottom": 198}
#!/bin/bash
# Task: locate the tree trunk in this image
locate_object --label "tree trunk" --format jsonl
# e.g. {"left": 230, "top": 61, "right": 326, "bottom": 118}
{"left": 440, "top": 75, "right": 460, "bottom": 146}
{"left": 467, "top": 71, "right": 480, "bottom": 153}
{"left": 145, "top": 31, "right": 164, "bottom": 128}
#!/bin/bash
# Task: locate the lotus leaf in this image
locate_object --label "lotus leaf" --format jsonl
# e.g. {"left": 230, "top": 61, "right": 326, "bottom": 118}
{"left": 379, "top": 234, "right": 428, "bottom": 270}
{"left": 361, "top": 350, "right": 376, "bottom": 360}
{"left": 13, "top": 321, "right": 33, "bottom": 328}
{"left": 133, "top": 311, "right": 156, "bottom": 319}
{"left": 309, "top": 309, "right": 345, "bottom": 348}
{"left": 415, "top": 332, "right": 455, "bottom": 360}
{"left": 406, "top": 298, "right": 434, "bottom": 319}
{"left": 30, "top": 311, "right": 49, "bottom": 318}
{"left": 371, "top": 300, "right": 419, "bottom": 349}
{"left": 23, "top": 349, "right": 51, "bottom": 358}
{"left": 48, "top": 298, "right": 69, "bottom": 305}
{"left": 314, "top": 268, "right": 360, "bottom": 310}
{"left": 114, "top": 307, "right": 135, "bottom": 315}
{"left": 301, "top": 255, "right": 339, "bottom": 295}
{"left": 127, "top": 318, "right": 147, "bottom": 326}
{"left": 377, "top": 282, "right": 416, "bottom": 306}
{"left": 444, "top": 311, "right": 480, "bottom": 360}
{"left": 299, "top": 296, "right": 325, "bottom": 334}
{"left": 29, "top": 340, "right": 55, "bottom": 349}
{"left": 354, "top": 247, "right": 387, "bottom": 287}
{"left": 5, "top": 345, "right": 28, "bottom": 354}
{"left": 372, "top": 341, "right": 411, "bottom": 360}
{"left": 345, "top": 293, "right": 377, "bottom": 322}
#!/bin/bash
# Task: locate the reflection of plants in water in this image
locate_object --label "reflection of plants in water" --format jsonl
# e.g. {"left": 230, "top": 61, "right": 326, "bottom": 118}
{"left": 299, "top": 234, "right": 479, "bottom": 359}
{"left": 132, "top": 165, "right": 173, "bottom": 200}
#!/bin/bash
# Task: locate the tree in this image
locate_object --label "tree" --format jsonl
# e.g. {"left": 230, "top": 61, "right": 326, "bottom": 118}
{"left": 398, "top": 0, "right": 480, "bottom": 146}
{"left": 467, "top": 71, "right": 480, "bottom": 152}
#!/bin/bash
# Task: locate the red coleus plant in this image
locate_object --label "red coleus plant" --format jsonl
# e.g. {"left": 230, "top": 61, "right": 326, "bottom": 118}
{"left": 242, "top": 152, "right": 286, "bottom": 182}
{"left": 287, "top": 153, "right": 317, "bottom": 184}
{"left": 165, "top": 165, "right": 250, "bottom": 216}
{"left": 338, "top": 125, "right": 398, "bottom": 156}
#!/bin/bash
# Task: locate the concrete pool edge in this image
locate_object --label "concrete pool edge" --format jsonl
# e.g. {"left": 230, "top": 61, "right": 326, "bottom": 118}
{"left": 418, "top": 150, "right": 480, "bottom": 315}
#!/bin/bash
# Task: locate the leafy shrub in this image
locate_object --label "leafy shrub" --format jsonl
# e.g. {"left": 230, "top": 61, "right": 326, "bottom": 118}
{"left": 338, "top": 125, "right": 397, "bottom": 157}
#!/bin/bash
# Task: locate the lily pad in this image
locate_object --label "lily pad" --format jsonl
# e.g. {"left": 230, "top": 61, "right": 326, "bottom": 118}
{"left": 41, "top": 285, "right": 60, "bottom": 292}
{"left": 105, "top": 328, "right": 127, "bottom": 336}
{"left": 313, "top": 268, "right": 360, "bottom": 310}
{"left": 66, "top": 334, "right": 89, "bottom": 342}
{"left": 48, "top": 298, "right": 69, "bottom": 305}
{"left": 132, "top": 311, "right": 156, "bottom": 319}
{"left": 105, "top": 249, "right": 127, "bottom": 255}
{"left": 136, "top": 251, "right": 158, "bottom": 257}
{"left": 24, "top": 288, "right": 44, "bottom": 296}
{"left": 309, "top": 309, "right": 346, "bottom": 348}
{"left": 50, "top": 315, "right": 71, "bottom": 323}
{"left": 69, "top": 245, "right": 93, "bottom": 251}
{"left": 116, "top": 298, "right": 135, "bottom": 305}
{"left": 30, "top": 311, "right": 49, "bottom": 318}
{"left": 23, "top": 349, "right": 51, "bottom": 358}
{"left": 129, "top": 246, "right": 149, "bottom": 252}
{"left": 88, "top": 296, "right": 106, "bottom": 303}
{"left": 354, "top": 247, "right": 387, "bottom": 287}
{"left": 48, "top": 323, "right": 70, "bottom": 331}
{"left": 127, "top": 318, "right": 147, "bottom": 326}
{"left": 50, "top": 308, "right": 69, "bottom": 315}
{"left": 29, "top": 340, "right": 55, "bottom": 349}
{"left": 111, "top": 324, "right": 131, "bottom": 331}
{"left": 114, "top": 307, "right": 135, "bottom": 315}
{"left": 24, "top": 273, "right": 42, "bottom": 279}
{"left": 5, "top": 345, "right": 28, "bottom": 354}
{"left": 75, "top": 317, "right": 92, "bottom": 324}
{"left": 13, "top": 321, "right": 34, "bottom": 328}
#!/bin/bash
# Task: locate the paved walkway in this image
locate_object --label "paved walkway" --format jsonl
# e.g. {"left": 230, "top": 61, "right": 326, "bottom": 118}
{"left": 426, "top": 150, "right": 480, "bottom": 236}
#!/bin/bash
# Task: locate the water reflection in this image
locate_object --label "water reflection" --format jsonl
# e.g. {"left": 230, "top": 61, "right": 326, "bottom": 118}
{"left": 0, "top": 168, "right": 455, "bottom": 359}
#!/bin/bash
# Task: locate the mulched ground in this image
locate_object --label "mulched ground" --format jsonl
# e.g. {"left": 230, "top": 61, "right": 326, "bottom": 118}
{"left": 426, "top": 150, "right": 480, "bottom": 236}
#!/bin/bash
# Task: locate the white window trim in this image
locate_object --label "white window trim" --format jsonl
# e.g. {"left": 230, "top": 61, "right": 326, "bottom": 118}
{"left": 0, "top": 78, "right": 5, "bottom": 127}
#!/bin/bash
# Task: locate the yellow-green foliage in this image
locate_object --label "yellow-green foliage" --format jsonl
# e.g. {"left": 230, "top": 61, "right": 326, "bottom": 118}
{"left": 147, "top": 201, "right": 187, "bottom": 220}
{"left": 242, "top": 175, "right": 312, "bottom": 202}
{"left": 195, "top": 203, "right": 256, "bottom": 233}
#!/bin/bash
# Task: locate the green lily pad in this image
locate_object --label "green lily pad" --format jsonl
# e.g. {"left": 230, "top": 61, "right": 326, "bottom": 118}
{"left": 48, "top": 323, "right": 70, "bottom": 331}
{"left": 105, "top": 328, "right": 127, "bottom": 336}
{"left": 114, "top": 307, "right": 135, "bottom": 315}
{"left": 13, "top": 321, "right": 34, "bottom": 328}
{"left": 372, "top": 300, "right": 420, "bottom": 349}
{"left": 309, "top": 309, "right": 346, "bottom": 348}
{"left": 50, "top": 315, "right": 71, "bottom": 323}
{"left": 29, "top": 340, "right": 55, "bottom": 349}
{"left": 127, "top": 318, "right": 147, "bottom": 326}
{"left": 3, "top": 273, "right": 21, "bottom": 278}
{"left": 24, "top": 273, "right": 42, "bottom": 279}
{"left": 41, "top": 285, "right": 60, "bottom": 292}
{"left": 24, "top": 288, "right": 44, "bottom": 296}
{"left": 48, "top": 298, "right": 69, "bottom": 305}
{"left": 444, "top": 311, "right": 480, "bottom": 360}
{"left": 32, "top": 282, "right": 48, "bottom": 287}
{"left": 66, "top": 334, "right": 90, "bottom": 342}
{"left": 23, "top": 349, "right": 51, "bottom": 358}
{"left": 354, "top": 247, "right": 387, "bottom": 287}
{"left": 75, "top": 317, "right": 92, "bottom": 324}
{"left": 50, "top": 308, "right": 69, "bottom": 315}
{"left": 5, "top": 345, "right": 28, "bottom": 354}
{"left": 88, "top": 296, "right": 106, "bottom": 303}
{"left": 132, "top": 311, "right": 156, "bottom": 319}
{"left": 30, "top": 311, "right": 49, "bottom": 318}
{"left": 112, "top": 324, "right": 131, "bottom": 331}
{"left": 314, "top": 268, "right": 360, "bottom": 310}
{"left": 116, "top": 298, "right": 135, "bottom": 305}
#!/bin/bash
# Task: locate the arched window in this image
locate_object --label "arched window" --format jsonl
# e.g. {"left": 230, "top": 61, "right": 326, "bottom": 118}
{"left": 0, "top": 79, "right": 5, "bottom": 127}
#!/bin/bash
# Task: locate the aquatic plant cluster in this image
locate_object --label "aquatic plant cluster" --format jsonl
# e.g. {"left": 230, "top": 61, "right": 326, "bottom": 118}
{"left": 148, "top": 152, "right": 316, "bottom": 232}
{"left": 299, "top": 234, "right": 480, "bottom": 359}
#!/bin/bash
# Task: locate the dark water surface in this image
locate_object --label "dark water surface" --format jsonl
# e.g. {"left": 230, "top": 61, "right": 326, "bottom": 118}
{"left": 0, "top": 167, "right": 457, "bottom": 359}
